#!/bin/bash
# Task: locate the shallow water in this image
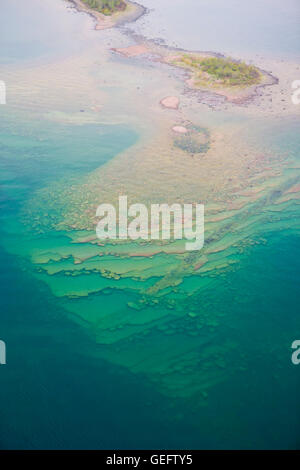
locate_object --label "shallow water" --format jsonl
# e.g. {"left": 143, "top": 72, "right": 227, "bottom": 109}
{"left": 130, "top": 0, "right": 300, "bottom": 60}
{"left": 0, "top": 0, "right": 94, "bottom": 64}
{"left": 0, "top": 0, "right": 299, "bottom": 450}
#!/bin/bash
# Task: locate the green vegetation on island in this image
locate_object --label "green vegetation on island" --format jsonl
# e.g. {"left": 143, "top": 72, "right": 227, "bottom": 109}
{"left": 81, "top": 0, "right": 127, "bottom": 16}
{"left": 172, "top": 54, "right": 261, "bottom": 87}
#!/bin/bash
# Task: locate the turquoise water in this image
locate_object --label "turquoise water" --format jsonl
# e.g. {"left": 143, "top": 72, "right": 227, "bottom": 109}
{"left": 0, "top": 0, "right": 299, "bottom": 450}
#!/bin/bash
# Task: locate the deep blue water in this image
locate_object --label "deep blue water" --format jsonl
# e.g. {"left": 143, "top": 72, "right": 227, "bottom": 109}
{"left": 1, "top": 225, "right": 299, "bottom": 449}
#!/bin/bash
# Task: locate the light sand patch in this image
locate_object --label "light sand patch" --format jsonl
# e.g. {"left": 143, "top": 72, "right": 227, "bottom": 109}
{"left": 112, "top": 44, "right": 149, "bottom": 57}
{"left": 172, "top": 126, "right": 188, "bottom": 134}
{"left": 160, "top": 96, "right": 180, "bottom": 109}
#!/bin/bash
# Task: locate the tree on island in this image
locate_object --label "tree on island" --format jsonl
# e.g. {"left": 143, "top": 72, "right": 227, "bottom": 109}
{"left": 82, "top": 0, "right": 127, "bottom": 16}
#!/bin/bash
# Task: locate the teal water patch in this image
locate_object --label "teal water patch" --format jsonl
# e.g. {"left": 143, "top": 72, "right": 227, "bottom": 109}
{"left": 0, "top": 116, "right": 138, "bottom": 221}
{"left": 1, "top": 231, "right": 299, "bottom": 449}
{"left": 0, "top": 245, "right": 181, "bottom": 450}
{"left": 0, "top": 117, "right": 138, "bottom": 185}
{"left": 1, "top": 109, "right": 299, "bottom": 449}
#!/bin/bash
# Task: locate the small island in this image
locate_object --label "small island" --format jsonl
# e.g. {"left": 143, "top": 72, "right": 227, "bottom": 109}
{"left": 69, "top": 0, "right": 144, "bottom": 30}
{"left": 162, "top": 52, "right": 275, "bottom": 103}
{"left": 112, "top": 42, "right": 277, "bottom": 105}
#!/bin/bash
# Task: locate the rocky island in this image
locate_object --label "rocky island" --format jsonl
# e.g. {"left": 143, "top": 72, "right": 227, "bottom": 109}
{"left": 69, "top": 0, "right": 144, "bottom": 29}
{"left": 162, "top": 52, "right": 276, "bottom": 103}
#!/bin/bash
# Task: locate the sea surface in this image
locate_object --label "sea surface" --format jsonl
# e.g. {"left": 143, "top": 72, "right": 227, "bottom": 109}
{"left": 0, "top": 0, "right": 299, "bottom": 449}
{"left": 130, "top": 0, "right": 300, "bottom": 60}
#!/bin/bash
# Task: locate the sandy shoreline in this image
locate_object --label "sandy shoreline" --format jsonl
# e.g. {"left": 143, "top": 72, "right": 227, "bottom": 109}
{"left": 113, "top": 41, "right": 278, "bottom": 105}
